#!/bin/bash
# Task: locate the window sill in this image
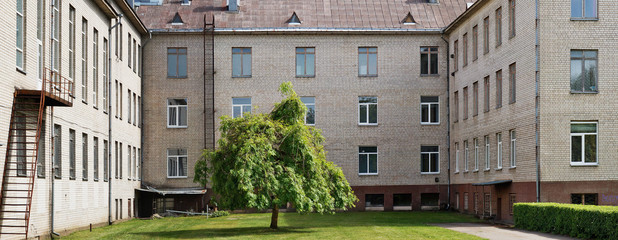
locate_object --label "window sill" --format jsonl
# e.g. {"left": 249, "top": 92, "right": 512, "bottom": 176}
{"left": 358, "top": 123, "right": 379, "bottom": 127}
{"left": 571, "top": 18, "right": 598, "bottom": 21}
{"left": 570, "top": 163, "right": 598, "bottom": 167}
{"left": 69, "top": 177, "right": 76, "bottom": 180}
{"left": 420, "top": 74, "right": 440, "bottom": 77}
{"left": 473, "top": 170, "right": 479, "bottom": 173}
{"left": 167, "top": 176, "right": 188, "bottom": 179}
{"left": 358, "top": 75, "right": 378, "bottom": 78}
{"left": 16, "top": 68, "right": 26, "bottom": 75}
{"left": 168, "top": 76, "right": 188, "bottom": 79}
{"left": 83, "top": 178, "right": 88, "bottom": 181}
{"left": 82, "top": 100, "right": 88, "bottom": 105}
{"left": 421, "top": 172, "right": 440, "bottom": 175}
{"left": 570, "top": 91, "right": 598, "bottom": 94}
{"left": 232, "top": 76, "right": 252, "bottom": 78}
{"left": 94, "top": 179, "right": 99, "bottom": 182}
{"left": 484, "top": 168, "right": 491, "bottom": 172}
{"left": 509, "top": 166, "right": 516, "bottom": 169}
{"left": 359, "top": 173, "right": 378, "bottom": 176}
{"left": 421, "top": 122, "right": 440, "bottom": 126}
{"left": 463, "top": 170, "right": 469, "bottom": 173}
{"left": 495, "top": 105, "right": 502, "bottom": 109}
{"left": 495, "top": 167, "right": 503, "bottom": 171}
{"left": 167, "top": 126, "right": 188, "bottom": 129}
{"left": 454, "top": 171, "right": 459, "bottom": 174}
{"left": 93, "top": 106, "right": 98, "bottom": 110}
{"left": 296, "top": 75, "right": 315, "bottom": 78}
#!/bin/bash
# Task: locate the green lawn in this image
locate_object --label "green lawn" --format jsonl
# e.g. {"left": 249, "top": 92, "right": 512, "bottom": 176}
{"left": 62, "top": 211, "right": 484, "bottom": 239}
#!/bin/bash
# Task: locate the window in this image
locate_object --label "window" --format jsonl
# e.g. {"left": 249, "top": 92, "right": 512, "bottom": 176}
{"left": 127, "top": 145, "right": 131, "bottom": 180}
{"left": 137, "top": 148, "right": 141, "bottom": 180}
{"left": 16, "top": 0, "right": 25, "bottom": 69}
{"left": 510, "top": 130, "right": 516, "bottom": 167}
{"left": 473, "top": 82, "right": 479, "bottom": 116}
{"left": 119, "top": 142, "right": 123, "bottom": 179}
{"left": 37, "top": 122, "right": 46, "bottom": 178}
{"left": 119, "top": 23, "right": 123, "bottom": 59}
{"left": 68, "top": 6, "right": 75, "bottom": 79}
{"left": 51, "top": 0, "right": 60, "bottom": 71}
{"left": 359, "top": 147, "right": 378, "bottom": 175}
{"left": 421, "top": 193, "right": 440, "bottom": 207}
{"left": 167, "top": 149, "right": 187, "bottom": 178}
{"left": 571, "top": 193, "right": 598, "bottom": 205}
{"left": 358, "top": 97, "right": 378, "bottom": 125}
{"left": 133, "top": 147, "right": 137, "bottom": 180}
{"left": 464, "top": 140, "right": 469, "bottom": 171}
{"left": 484, "top": 193, "right": 491, "bottom": 216}
{"left": 128, "top": 90, "right": 132, "bottom": 123}
{"left": 103, "top": 38, "right": 108, "bottom": 112}
{"left": 53, "top": 125, "right": 61, "bottom": 178}
{"left": 509, "top": 63, "right": 516, "bottom": 103}
{"left": 232, "top": 97, "right": 251, "bottom": 118}
{"left": 115, "top": 80, "right": 119, "bottom": 117}
{"left": 463, "top": 33, "right": 468, "bottom": 67}
{"left": 464, "top": 192, "right": 469, "bottom": 210}
{"left": 82, "top": 133, "right": 88, "bottom": 180}
{"left": 114, "top": 141, "right": 118, "bottom": 178}
{"left": 483, "top": 17, "right": 489, "bottom": 54}
{"left": 463, "top": 87, "right": 468, "bottom": 119}
{"left": 69, "top": 129, "right": 76, "bottom": 179}
{"left": 133, "top": 39, "right": 137, "bottom": 72}
{"left": 133, "top": 93, "right": 137, "bottom": 126}
{"left": 421, "top": 96, "right": 439, "bottom": 124}
{"left": 509, "top": 194, "right": 516, "bottom": 215}
{"left": 571, "top": 0, "right": 597, "bottom": 19}
{"left": 484, "top": 136, "right": 490, "bottom": 170}
{"left": 82, "top": 19, "right": 88, "bottom": 102}
{"left": 496, "top": 7, "right": 502, "bottom": 47}
{"left": 128, "top": 33, "right": 132, "bottom": 68}
{"left": 496, "top": 70, "right": 503, "bottom": 108}
{"left": 93, "top": 29, "right": 99, "bottom": 107}
{"left": 456, "top": 193, "right": 460, "bottom": 209}
{"left": 420, "top": 47, "right": 439, "bottom": 75}
{"left": 232, "top": 47, "right": 251, "bottom": 77}
{"left": 167, "top": 99, "right": 187, "bottom": 128}
{"left": 453, "top": 40, "right": 459, "bottom": 71}
{"left": 421, "top": 146, "right": 439, "bottom": 174}
{"left": 484, "top": 76, "right": 490, "bottom": 112}
{"left": 393, "top": 194, "right": 412, "bottom": 207}
{"left": 167, "top": 48, "right": 187, "bottom": 78}
{"left": 455, "top": 142, "right": 460, "bottom": 173}
{"left": 472, "top": 25, "right": 478, "bottom": 61}
{"left": 138, "top": 45, "right": 142, "bottom": 76}
{"left": 365, "top": 194, "right": 384, "bottom": 207}
{"left": 37, "top": 0, "right": 43, "bottom": 80}
{"left": 138, "top": 96, "right": 142, "bottom": 127}
{"left": 474, "top": 192, "right": 479, "bottom": 214}
{"left": 296, "top": 47, "right": 315, "bottom": 77}
{"left": 119, "top": 83, "right": 123, "bottom": 119}
{"left": 509, "top": 0, "right": 516, "bottom": 38}
{"left": 571, "top": 122, "right": 597, "bottom": 165}
{"left": 497, "top": 133, "right": 503, "bottom": 169}
{"left": 474, "top": 138, "right": 479, "bottom": 171}
{"left": 453, "top": 91, "right": 459, "bottom": 122}
{"left": 104, "top": 140, "right": 108, "bottom": 182}
{"left": 301, "top": 97, "right": 315, "bottom": 125}
{"left": 570, "top": 50, "right": 597, "bottom": 93}
{"left": 358, "top": 47, "right": 378, "bottom": 76}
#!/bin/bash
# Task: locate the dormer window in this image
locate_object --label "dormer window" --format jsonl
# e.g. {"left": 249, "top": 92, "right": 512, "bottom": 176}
{"left": 401, "top": 12, "right": 416, "bottom": 25}
{"left": 287, "top": 12, "right": 301, "bottom": 25}
{"left": 171, "top": 12, "right": 183, "bottom": 25}
{"left": 428, "top": 0, "right": 438, "bottom": 3}
{"left": 181, "top": 0, "right": 191, "bottom": 5}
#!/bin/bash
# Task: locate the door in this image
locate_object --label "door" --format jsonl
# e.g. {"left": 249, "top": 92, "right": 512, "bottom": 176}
{"left": 496, "top": 198, "right": 502, "bottom": 220}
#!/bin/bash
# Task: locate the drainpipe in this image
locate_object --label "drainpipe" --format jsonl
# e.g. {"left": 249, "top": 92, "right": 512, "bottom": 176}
{"left": 49, "top": 0, "right": 60, "bottom": 236}
{"left": 440, "top": 35, "right": 451, "bottom": 209}
{"left": 535, "top": 0, "right": 541, "bottom": 203}
{"left": 140, "top": 31, "right": 152, "bottom": 186}
{"left": 109, "top": 14, "right": 123, "bottom": 225}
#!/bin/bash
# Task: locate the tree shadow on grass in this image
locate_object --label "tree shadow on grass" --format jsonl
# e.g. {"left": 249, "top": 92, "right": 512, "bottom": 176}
{"left": 131, "top": 226, "right": 314, "bottom": 239}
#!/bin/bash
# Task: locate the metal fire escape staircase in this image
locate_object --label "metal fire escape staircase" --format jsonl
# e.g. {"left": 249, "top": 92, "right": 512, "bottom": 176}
{"left": 0, "top": 69, "right": 73, "bottom": 238}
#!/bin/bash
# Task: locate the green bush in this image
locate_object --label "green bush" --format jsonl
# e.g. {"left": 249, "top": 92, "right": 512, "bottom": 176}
{"left": 514, "top": 202, "right": 618, "bottom": 239}
{"left": 211, "top": 210, "right": 231, "bottom": 218}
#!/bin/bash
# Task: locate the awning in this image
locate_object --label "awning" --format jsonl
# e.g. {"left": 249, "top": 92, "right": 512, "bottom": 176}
{"left": 472, "top": 180, "right": 512, "bottom": 186}
{"left": 137, "top": 186, "right": 207, "bottom": 196}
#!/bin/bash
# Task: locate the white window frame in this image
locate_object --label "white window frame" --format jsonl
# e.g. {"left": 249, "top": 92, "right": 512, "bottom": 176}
{"left": 497, "top": 133, "right": 503, "bottom": 169}
{"left": 93, "top": 28, "right": 99, "bottom": 108}
{"left": 167, "top": 99, "right": 188, "bottom": 128}
{"left": 474, "top": 138, "right": 479, "bottom": 171}
{"left": 485, "top": 136, "right": 490, "bottom": 170}
{"left": 16, "top": 0, "right": 25, "bottom": 70}
{"left": 358, "top": 96, "right": 378, "bottom": 125}
{"left": 510, "top": 130, "right": 517, "bottom": 168}
{"left": 358, "top": 146, "right": 378, "bottom": 175}
{"left": 81, "top": 18, "right": 88, "bottom": 103}
{"left": 37, "top": 0, "right": 44, "bottom": 80}
{"left": 464, "top": 140, "right": 469, "bottom": 172}
{"left": 167, "top": 149, "right": 188, "bottom": 178}
{"left": 420, "top": 96, "right": 440, "bottom": 125}
{"left": 232, "top": 97, "right": 251, "bottom": 118}
{"left": 570, "top": 122, "right": 598, "bottom": 166}
{"left": 68, "top": 6, "right": 75, "bottom": 80}
{"left": 421, "top": 146, "right": 440, "bottom": 174}
{"left": 51, "top": 0, "right": 60, "bottom": 72}
{"left": 455, "top": 142, "right": 460, "bottom": 173}
{"left": 301, "top": 97, "right": 315, "bottom": 125}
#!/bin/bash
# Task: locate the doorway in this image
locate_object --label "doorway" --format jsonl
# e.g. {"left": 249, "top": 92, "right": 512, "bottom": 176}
{"left": 496, "top": 198, "right": 502, "bottom": 220}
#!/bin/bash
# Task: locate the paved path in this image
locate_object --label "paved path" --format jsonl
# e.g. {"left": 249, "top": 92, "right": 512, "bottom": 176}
{"left": 431, "top": 223, "right": 575, "bottom": 240}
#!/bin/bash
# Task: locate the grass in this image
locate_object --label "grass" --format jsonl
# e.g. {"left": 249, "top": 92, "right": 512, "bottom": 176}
{"left": 62, "top": 211, "right": 484, "bottom": 239}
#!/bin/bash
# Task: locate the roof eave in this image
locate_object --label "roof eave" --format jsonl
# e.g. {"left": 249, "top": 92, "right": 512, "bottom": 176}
{"left": 94, "top": 0, "right": 118, "bottom": 19}
{"left": 444, "top": 0, "right": 490, "bottom": 34}
{"left": 112, "top": 0, "right": 149, "bottom": 35}
{"left": 215, "top": 27, "right": 444, "bottom": 35}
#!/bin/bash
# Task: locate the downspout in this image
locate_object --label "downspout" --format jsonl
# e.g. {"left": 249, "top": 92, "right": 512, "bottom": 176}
{"left": 49, "top": 0, "right": 60, "bottom": 236}
{"left": 109, "top": 14, "right": 123, "bottom": 225}
{"left": 440, "top": 35, "right": 451, "bottom": 209}
{"left": 535, "top": 0, "right": 541, "bottom": 203}
{"left": 140, "top": 31, "right": 152, "bottom": 186}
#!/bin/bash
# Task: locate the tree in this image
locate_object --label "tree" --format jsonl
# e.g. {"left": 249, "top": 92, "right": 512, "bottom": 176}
{"left": 194, "top": 82, "right": 357, "bottom": 229}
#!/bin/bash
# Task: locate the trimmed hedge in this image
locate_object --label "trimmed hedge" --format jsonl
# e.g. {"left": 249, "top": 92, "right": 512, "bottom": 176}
{"left": 211, "top": 210, "right": 231, "bottom": 218}
{"left": 514, "top": 202, "right": 618, "bottom": 239}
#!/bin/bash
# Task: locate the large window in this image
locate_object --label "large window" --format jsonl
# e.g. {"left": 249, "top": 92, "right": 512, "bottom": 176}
{"left": 232, "top": 47, "right": 251, "bottom": 77}
{"left": 359, "top": 147, "right": 378, "bottom": 175}
{"left": 232, "top": 97, "right": 251, "bottom": 118}
{"left": 365, "top": 194, "right": 384, "bottom": 207}
{"left": 474, "top": 138, "right": 479, "bottom": 171}
{"left": 103, "top": 38, "right": 108, "bottom": 112}
{"left": 52, "top": 0, "right": 60, "bottom": 71}
{"left": 484, "top": 76, "right": 490, "bottom": 112}
{"left": 570, "top": 50, "right": 597, "bottom": 93}
{"left": 421, "top": 146, "right": 439, "bottom": 174}
{"left": 509, "top": 63, "right": 516, "bottom": 103}
{"left": 483, "top": 17, "right": 489, "bottom": 54}
{"left": 497, "top": 133, "right": 503, "bottom": 169}
{"left": 167, "top": 149, "right": 187, "bottom": 178}
{"left": 509, "top": 0, "right": 516, "bottom": 38}
{"left": 484, "top": 136, "right": 490, "bottom": 170}
{"left": 16, "top": 0, "right": 25, "bottom": 69}
{"left": 301, "top": 97, "right": 315, "bottom": 125}
{"left": 93, "top": 29, "right": 99, "bottom": 107}
{"left": 455, "top": 142, "right": 460, "bottom": 173}
{"left": 510, "top": 130, "right": 517, "bottom": 167}
{"left": 473, "top": 82, "right": 479, "bottom": 116}
{"left": 453, "top": 91, "right": 459, "bottom": 122}
{"left": 104, "top": 140, "right": 108, "bottom": 181}
{"left": 53, "top": 125, "right": 62, "bottom": 178}
{"left": 128, "top": 33, "right": 132, "bottom": 68}
{"left": 68, "top": 6, "right": 75, "bottom": 79}
{"left": 496, "top": 70, "right": 502, "bottom": 108}
{"left": 420, "top": 47, "right": 438, "bottom": 75}
{"left": 463, "top": 33, "right": 468, "bottom": 67}
{"left": 496, "top": 7, "right": 502, "bottom": 47}
{"left": 358, "top": 97, "right": 378, "bottom": 125}
{"left": 82, "top": 133, "right": 88, "bottom": 180}
{"left": 82, "top": 18, "right": 88, "bottom": 102}
{"left": 37, "top": 0, "right": 43, "bottom": 80}
{"left": 94, "top": 137, "right": 98, "bottom": 181}
{"left": 571, "top": 193, "right": 597, "bottom": 205}
{"left": 463, "top": 87, "right": 469, "bottom": 119}
{"left": 167, "top": 48, "right": 187, "bottom": 78}
{"left": 296, "top": 47, "right": 315, "bottom": 77}
{"left": 37, "top": 122, "right": 45, "bottom": 178}
{"left": 421, "top": 96, "right": 439, "bottom": 124}
{"left": 453, "top": 40, "right": 458, "bottom": 71}
{"left": 571, "top": 0, "right": 597, "bottom": 19}
{"left": 571, "top": 122, "right": 597, "bottom": 165}
{"left": 167, "top": 99, "right": 187, "bottom": 128}
{"left": 358, "top": 47, "right": 377, "bottom": 76}
{"left": 472, "top": 25, "right": 478, "bottom": 61}
{"left": 69, "top": 129, "right": 76, "bottom": 179}
{"left": 464, "top": 140, "right": 469, "bottom": 171}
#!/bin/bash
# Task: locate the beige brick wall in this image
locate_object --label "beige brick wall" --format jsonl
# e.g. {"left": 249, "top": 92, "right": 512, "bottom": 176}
{"left": 538, "top": 0, "right": 618, "bottom": 182}
{"left": 213, "top": 34, "right": 449, "bottom": 187}
{"left": 447, "top": 0, "right": 537, "bottom": 185}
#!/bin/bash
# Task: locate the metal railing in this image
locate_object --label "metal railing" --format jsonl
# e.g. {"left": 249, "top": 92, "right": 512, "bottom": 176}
{"left": 43, "top": 68, "right": 74, "bottom": 105}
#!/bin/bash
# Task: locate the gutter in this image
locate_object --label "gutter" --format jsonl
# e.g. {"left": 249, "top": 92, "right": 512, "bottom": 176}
{"left": 440, "top": 35, "right": 451, "bottom": 210}
{"left": 49, "top": 0, "right": 59, "bottom": 235}
{"left": 108, "top": 14, "right": 124, "bottom": 226}
{"left": 215, "top": 27, "right": 443, "bottom": 34}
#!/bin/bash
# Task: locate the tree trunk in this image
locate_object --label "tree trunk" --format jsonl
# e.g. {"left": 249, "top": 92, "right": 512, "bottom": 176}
{"left": 270, "top": 203, "right": 279, "bottom": 229}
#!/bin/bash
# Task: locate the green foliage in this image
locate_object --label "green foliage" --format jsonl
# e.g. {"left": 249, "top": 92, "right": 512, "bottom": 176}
{"left": 194, "top": 82, "right": 357, "bottom": 216}
{"left": 210, "top": 210, "right": 230, "bottom": 218}
{"left": 514, "top": 202, "right": 618, "bottom": 239}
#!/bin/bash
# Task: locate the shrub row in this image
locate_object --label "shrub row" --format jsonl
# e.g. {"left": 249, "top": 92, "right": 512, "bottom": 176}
{"left": 211, "top": 210, "right": 231, "bottom": 218}
{"left": 514, "top": 202, "right": 618, "bottom": 239}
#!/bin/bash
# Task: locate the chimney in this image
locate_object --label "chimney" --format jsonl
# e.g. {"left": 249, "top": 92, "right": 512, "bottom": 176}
{"left": 228, "top": 0, "right": 238, "bottom": 11}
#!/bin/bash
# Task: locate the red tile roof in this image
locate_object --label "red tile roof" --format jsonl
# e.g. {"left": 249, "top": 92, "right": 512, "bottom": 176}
{"left": 136, "top": 0, "right": 475, "bottom": 31}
